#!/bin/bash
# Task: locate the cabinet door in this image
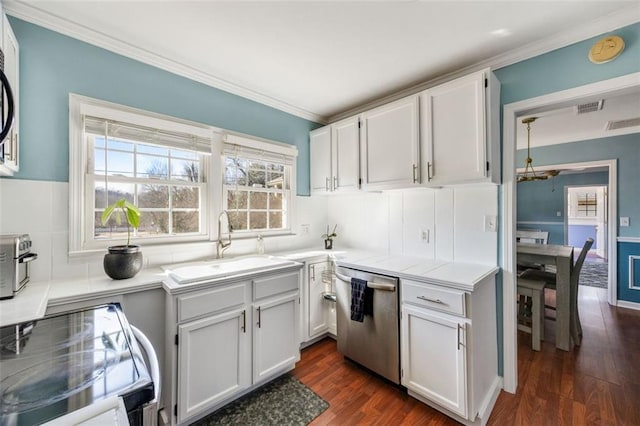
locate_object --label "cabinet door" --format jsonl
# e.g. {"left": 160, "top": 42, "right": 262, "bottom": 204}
{"left": 401, "top": 305, "right": 468, "bottom": 419}
{"left": 308, "top": 262, "right": 329, "bottom": 338}
{"left": 331, "top": 116, "right": 360, "bottom": 192}
{"left": 253, "top": 292, "right": 299, "bottom": 384}
{"left": 309, "top": 125, "right": 332, "bottom": 194}
{"left": 0, "top": 15, "right": 18, "bottom": 175}
{"left": 177, "top": 307, "right": 250, "bottom": 423}
{"left": 421, "top": 71, "right": 486, "bottom": 185}
{"left": 361, "top": 95, "right": 419, "bottom": 190}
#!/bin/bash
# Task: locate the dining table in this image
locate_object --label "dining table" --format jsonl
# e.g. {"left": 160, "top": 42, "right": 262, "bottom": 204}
{"left": 517, "top": 242, "right": 575, "bottom": 351}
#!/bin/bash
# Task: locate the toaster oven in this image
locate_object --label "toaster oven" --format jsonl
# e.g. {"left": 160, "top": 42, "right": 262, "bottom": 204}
{"left": 0, "top": 234, "right": 37, "bottom": 299}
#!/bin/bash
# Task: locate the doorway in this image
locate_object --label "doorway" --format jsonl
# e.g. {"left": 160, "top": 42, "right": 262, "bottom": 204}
{"left": 565, "top": 184, "right": 608, "bottom": 260}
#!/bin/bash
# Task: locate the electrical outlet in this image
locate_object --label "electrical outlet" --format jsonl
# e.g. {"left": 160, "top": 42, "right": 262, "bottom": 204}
{"left": 419, "top": 228, "right": 429, "bottom": 243}
{"left": 620, "top": 217, "right": 630, "bottom": 227}
{"left": 484, "top": 215, "right": 497, "bottom": 232}
{"left": 300, "top": 224, "right": 310, "bottom": 234}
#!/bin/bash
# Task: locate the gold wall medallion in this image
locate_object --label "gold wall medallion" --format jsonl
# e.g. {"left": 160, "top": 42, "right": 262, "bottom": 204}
{"left": 588, "top": 35, "right": 625, "bottom": 64}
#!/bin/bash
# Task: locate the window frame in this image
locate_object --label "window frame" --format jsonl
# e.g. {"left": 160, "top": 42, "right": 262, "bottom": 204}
{"left": 69, "top": 94, "right": 222, "bottom": 254}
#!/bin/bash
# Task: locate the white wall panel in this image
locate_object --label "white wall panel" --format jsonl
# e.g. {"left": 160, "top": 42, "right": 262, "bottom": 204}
{"left": 435, "top": 188, "right": 454, "bottom": 261}
{"left": 453, "top": 185, "right": 498, "bottom": 265}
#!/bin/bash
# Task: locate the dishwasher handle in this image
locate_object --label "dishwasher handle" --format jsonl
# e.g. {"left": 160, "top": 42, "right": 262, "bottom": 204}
{"left": 335, "top": 271, "right": 396, "bottom": 292}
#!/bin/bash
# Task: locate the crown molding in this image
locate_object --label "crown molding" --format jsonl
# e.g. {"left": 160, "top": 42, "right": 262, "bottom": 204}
{"left": 327, "top": 5, "right": 640, "bottom": 122}
{"left": 5, "top": 1, "right": 638, "bottom": 125}
{"left": 3, "top": 1, "right": 325, "bottom": 124}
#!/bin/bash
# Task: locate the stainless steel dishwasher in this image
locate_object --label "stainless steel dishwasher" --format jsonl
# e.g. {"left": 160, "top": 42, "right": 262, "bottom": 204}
{"left": 335, "top": 265, "right": 400, "bottom": 384}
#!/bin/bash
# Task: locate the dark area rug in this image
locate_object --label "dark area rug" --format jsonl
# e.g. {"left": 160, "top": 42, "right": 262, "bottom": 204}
{"left": 191, "top": 374, "right": 328, "bottom": 426}
{"left": 579, "top": 261, "right": 608, "bottom": 289}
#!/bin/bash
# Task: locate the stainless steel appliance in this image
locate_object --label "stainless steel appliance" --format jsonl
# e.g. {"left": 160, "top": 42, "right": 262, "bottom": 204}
{"left": 0, "top": 304, "right": 156, "bottom": 425}
{"left": 0, "top": 234, "right": 37, "bottom": 299}
{"left": 335, "top": 266, "right": 400, "bottom": 384}
{"left": 0, "top": 47, "right": 16, "bottom": 165}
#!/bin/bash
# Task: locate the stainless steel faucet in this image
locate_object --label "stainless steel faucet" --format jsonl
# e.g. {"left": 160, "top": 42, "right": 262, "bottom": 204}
{"left": 216, "top": 210, "right": 232, "bottom": 258}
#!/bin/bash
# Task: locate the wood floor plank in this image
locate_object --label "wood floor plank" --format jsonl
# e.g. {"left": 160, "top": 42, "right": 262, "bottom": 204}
{"left": 293, "top": 287, "right": 639, "bottom": 425}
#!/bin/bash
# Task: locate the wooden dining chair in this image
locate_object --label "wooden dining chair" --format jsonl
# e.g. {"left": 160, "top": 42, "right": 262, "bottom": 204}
{"left": 519, "top": 238, "right": 594, "bottom": 346}
{"left": 516, "top": 230, "right": 550, "bottom": 272}
{"left": 516, "top": 278, "right": 546, "bottom": 351}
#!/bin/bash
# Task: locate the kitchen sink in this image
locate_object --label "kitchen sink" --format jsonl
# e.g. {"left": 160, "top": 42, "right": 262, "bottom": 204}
{"left": 164, "top": 255, "right": 298, "bottom": 284}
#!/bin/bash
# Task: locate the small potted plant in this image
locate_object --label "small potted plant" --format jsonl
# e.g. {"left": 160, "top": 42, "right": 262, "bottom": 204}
{"left": 101, "top": 198, "right": 143, "bottom": 280}
{"left": 322, "top": 224, "right": 337, "bottom": 250}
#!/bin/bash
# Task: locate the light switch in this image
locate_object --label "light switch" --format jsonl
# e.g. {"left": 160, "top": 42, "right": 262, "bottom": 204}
{"left": 557, "top": 211, "right": 562, "bottom": 217}
{"left": 620, "top": 217, "right": 630, "bottom": 227}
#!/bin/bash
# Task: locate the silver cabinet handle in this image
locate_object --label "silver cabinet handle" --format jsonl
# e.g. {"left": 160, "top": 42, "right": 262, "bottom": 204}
{"left": 412, "top": 164, "right": 418, "bottom": 183}
{"left": 333, "top": 176, "right": 338, "bottom": 191}
{"left": 325, "top": 177, "right": 330, "bottom": 191}
{"left": 310, "top": 264, "right": 316, "bottom": 281}
{"left": 256, "top": 306, "right": 261, "bottom": 328}
{"left": 417, "top": 295, "right": 444, "bottom": 304}
{"left": 427, "top": 162, "right": 433, "bottom": 182}
{"left": 241, "top": 309, "right": 246, "bottom": 333}
{"left": 457, "top": 323, "right": 465, "bottom": 350}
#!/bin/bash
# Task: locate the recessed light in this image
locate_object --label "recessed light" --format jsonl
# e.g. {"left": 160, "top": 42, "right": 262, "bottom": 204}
{"left": 491, "top": 29, "right": 512, "bottom": 37}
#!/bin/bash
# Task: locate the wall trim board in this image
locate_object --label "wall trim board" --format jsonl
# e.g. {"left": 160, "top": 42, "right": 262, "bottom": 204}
{"left": 5, "top": 2, "right": 639, "bottom": 124}
{"left": 617, "top": 300, "right": 640, "bottom": 311}
{"left": 3, "top": 2, "right": 323, "bottom": 124}
{"left": 629, "top": 255, "right": 640, "bottom": 291}
{"left": 516, "top": 221, "right": 563, "bottom": 226}
{"left": 501, "top": 74, "right": 638, "bottom": 394}
{"left": 618, "top": 237, "right": 640, "bottom": 243}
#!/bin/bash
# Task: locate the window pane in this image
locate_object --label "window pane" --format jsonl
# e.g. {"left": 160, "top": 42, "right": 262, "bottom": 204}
{"left": 269, "top": 212, "right": 283, "bottom": 229}
{"left": 172, "top": 186, "right": 199, "bottom": 208}
{"left": 228, "top": 211, "right": 247, "bottom": 231}
{"left": 94, "top": 136, "right": 106, "bottom": 149}
{"left": 227, "top": 190, "right": 248, "bottom": 209}
{"left": 106, "top": 151, "right": 134, "bottom": 177}
{"left": 247, "top": 170, "right": 266, "bottom": 187}
{"left": 94, "top": 148, "right": 106, "bottom": 175}
{"left": 106, "top": 183, "right": 134, "bottom": 205}
{"left": 249, "top": 212, "right": 267, "bottom": 230}
{"left": 249, "top": 192, "right": 267, "bottom": 209}
{"left": 95, "top": 183, "right": 108, "bottom": 209}
{"left": 172, "top": 159, "right": 200, "bottom": 182}
{"left": 268, "top": 192, "right": 282, "bottom": 209}
{"left": 95, "top": 211, "right": 128, "bottom": 239}
{"left": 106, "top": 138, "right": 134, "bottom": 152}
{"left": 267, "top": 163, "right": 284, "bottom": 173}
{"left": 173, "top": 211, "right": 199, "bottom": 233}
{"left": 138, "top": 144, "right": 168, "bottom": 156}
{"left": 137, "top": 156, "right": 168, "bottom": 179}
{"left": 139, "top": 212, "right": 169, "bottom": 235}
{"left": 138, "top": 185, "right": 169, "bottom": 208}
{"left": 267, "top": 172, "right": 283, "bottom": 189}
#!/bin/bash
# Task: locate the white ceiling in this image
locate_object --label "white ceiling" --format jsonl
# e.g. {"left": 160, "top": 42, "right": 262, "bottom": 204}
{"left": 5, "top": 1, "right": 640, "bottom": 123}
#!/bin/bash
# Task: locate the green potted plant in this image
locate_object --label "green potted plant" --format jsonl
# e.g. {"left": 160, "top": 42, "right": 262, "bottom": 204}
{"left": 101, "top": 198, "right": 143, "bottom": 280}
{"left": 322, "top": 224, "right": 337, "bottom": 250}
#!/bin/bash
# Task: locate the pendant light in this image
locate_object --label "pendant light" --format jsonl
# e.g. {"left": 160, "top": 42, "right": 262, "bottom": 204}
{"left": 517, "top": 117, "right": 548, "bottom": 183}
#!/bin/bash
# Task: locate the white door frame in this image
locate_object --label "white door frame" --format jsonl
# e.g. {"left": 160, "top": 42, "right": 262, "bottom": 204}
{"left": 501, "top": 72, "right": 638, "bottom": 393}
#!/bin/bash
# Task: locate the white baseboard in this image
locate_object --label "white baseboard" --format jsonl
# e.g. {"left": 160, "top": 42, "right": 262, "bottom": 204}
{"left": 617, "top": 300, "right": 640, "bottom": 311}
{"left": 477, "top": 376, "right": 503, "bottom": 424}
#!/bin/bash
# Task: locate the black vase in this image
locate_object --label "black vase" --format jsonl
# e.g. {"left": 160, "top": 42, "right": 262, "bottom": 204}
{"left": 103, "top": 245, "right": 143, "bottom": 280}
{"left": 324, "top": 239, "right": 333, "bottom": 250}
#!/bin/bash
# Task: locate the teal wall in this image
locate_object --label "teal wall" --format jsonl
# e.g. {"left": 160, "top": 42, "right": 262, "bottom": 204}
{"left": 517, "top": 170, "right": 609, "bottom": 244}
{"left": 6, "top": 17, "right": 321, "bottom": 195}
{"left": 494, "top": 22, "right": 640, "bottom": 373}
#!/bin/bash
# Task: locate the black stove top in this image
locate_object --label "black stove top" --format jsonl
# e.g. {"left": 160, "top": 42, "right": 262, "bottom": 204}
{"left": 0, "top": 304, "right": 153, "bottom": 425}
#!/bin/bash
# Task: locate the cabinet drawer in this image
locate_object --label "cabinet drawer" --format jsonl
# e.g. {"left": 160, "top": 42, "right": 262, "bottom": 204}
{"left": 253, "top": 271, "right": 299, "bottom": 300}
{"left": 402, "top": 280, "right": 466, "bottom": 317}
{"left": 178, "top": 283, "right": 246, "bottom": 322}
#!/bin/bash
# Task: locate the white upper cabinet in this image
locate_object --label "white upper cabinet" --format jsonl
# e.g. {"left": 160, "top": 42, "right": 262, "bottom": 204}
{"left": 309, "top": 125, "right": 332, "bottom": 194}
{"left": 331, "top": 115, "right": 360, "bottom": 192}
{"left": 361, "top": 95, "right": 420, "bottom": 190}
{"left": 420, "top": 69, "right": 500, "bottom": 186}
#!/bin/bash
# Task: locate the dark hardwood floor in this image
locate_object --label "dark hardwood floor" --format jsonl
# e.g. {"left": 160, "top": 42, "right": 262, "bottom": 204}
{"left": 293, "top": 286, "right": 640, "bottom": 425}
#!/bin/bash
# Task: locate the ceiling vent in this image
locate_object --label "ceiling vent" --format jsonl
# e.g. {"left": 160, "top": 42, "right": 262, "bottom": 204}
{"left": 575, "top": 100, "right": 604, "bottom": 114}
{"left": 605, "top": 117, "right": 640, "bottom": 131}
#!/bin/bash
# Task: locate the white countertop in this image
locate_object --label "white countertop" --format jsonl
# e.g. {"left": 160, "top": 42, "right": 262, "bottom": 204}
{"left": 0, "top": 247, "right": 498, "bottom": 326}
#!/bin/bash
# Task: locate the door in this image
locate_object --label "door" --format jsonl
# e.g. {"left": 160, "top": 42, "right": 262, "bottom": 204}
{"left": 421, "top": 70, "right": 486, "bottom": 185}
{"left": 596, "top": 186, "right": 607, "bottom": 259}
{"left": 308, "top": 262, "right": 329, "bottom": 338}
{"left": 309, "top": 125, "right": 332, "bottom": 194}
{"left": 253, "top": 292, "right": 299, "bottom": 384}
{"left": 177, "top": 307, "right": 250, "bottom": 423}
{"left": 331, "top": 115, "right": 360, "bottom": 192}
{"left": 361, "top": 95, "right": 419, "bottom": 190}
{"left": 401, "top": 305, "right": 468, "bottom": 418}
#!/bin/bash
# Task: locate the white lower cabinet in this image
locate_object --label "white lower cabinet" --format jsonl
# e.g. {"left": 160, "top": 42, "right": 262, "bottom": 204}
{"left": 253, "top": 292, "right": 299, "bottom": 384}
{"left": 165, "top": 268, "right": 302, "bottom": 425}
{"left": 177, "top": 307, "right": 250, "bottom": 422}
{"left": 308, "top": 261, "right": 329, "bottom": 338}
{"left": 400, "top": 277, "right": 498, "bottom": 425}
{"left": 401, "top": 305, "right": 467, "bottom": 418}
